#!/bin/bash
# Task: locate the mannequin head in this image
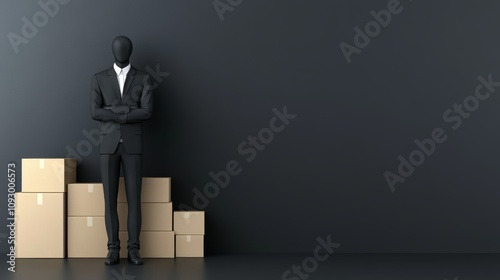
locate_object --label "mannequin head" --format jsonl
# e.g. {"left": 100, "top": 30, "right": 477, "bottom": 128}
{"left": 112, "top": 36, "right": 133, "bottom": 68}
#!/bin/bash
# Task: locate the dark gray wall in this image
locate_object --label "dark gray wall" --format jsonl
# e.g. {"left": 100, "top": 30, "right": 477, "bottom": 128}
{"left": 1, "top": 0, "right": 500, "bottom": 254}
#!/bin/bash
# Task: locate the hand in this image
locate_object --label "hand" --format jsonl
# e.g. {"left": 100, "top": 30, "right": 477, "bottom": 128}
{"left": 118, "top": 113, "right": 127, "bottom": 124}
{"left": 111, "top": 104, "right": 130, "bottom": 114}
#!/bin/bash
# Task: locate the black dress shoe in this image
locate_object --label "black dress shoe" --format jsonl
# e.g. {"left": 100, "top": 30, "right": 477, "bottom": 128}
{"left": 128, "top": 249, "right": 143, "bottom": 265}
{"left": 105, "top": 249, "right": 120, "bottom": 265}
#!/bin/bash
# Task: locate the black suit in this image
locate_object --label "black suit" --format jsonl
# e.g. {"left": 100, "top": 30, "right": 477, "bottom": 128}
{"left": 90, "top": 66, "right": 153, "bottom": 251}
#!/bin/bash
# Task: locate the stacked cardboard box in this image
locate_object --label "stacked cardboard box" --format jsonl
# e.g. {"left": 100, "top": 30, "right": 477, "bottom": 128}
{"left": 174, "top": 211, "right": 205, "bottom": 257}
{"left": 67, "top": 183, "right": 106, "bottom": 258}
{"left": 118, "top": 177, "right": 174, "bottom": 258}
{"left": 65, "top": 178, "right": 174, "bottom": 258}
{"left": 17, "top": 159, "right": 191, "bottom": 259}
{"left": 15, "top": 158, "right": 77, "bottom": 258}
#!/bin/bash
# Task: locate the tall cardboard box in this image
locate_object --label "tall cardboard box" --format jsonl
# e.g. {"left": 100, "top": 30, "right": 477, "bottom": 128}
{"left": 15, "top": 193, "right": 66, "bottom": 258}
{"left": 174, "top": 211, "right": 205, "bottom": 234}
{"left": 118, "top": 202, "right": 172, "bottom": 231}
{"left": 68, "top": 217, "right": 107, "bottom": 258}
{"left": 68, "top": 183, "right": 104, "bottom": 216}
{"left": 118, "top": 177, "right": 171, "bottom": 203}
{"left": 22, "top": 158, "right": 77, "bottom": 192}
{"left": 176, "top": 235, "right": 204, "bottom": 257}
{"left": 119, "top": 231, "right": 174, "bottom": 258}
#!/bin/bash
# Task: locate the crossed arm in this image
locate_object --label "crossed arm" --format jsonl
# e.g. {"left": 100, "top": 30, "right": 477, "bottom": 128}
{"left": 90, "top": 74, "right": 153, "bottom": 124}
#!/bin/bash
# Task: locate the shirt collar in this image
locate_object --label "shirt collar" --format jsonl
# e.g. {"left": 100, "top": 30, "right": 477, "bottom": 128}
{"left": 113, "top": 63, "right": 131, "bottom": 76}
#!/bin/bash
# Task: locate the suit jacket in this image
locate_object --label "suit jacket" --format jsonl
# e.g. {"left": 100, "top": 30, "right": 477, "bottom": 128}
{"left": 90, "top": 66, "right": 153, "bottom": 154}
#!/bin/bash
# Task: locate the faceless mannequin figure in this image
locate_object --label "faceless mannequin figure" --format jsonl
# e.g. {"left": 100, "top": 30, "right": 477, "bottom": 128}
{"left": 90, "top": 35, "right": 153, "bottom": 265}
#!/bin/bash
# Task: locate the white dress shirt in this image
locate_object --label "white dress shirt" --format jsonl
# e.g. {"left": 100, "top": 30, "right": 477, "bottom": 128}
{"left": 113, "top": 63, "right": 130, "bottom": 143}
{"left": 113, "top": 63, "right": 131, "bottom": 97}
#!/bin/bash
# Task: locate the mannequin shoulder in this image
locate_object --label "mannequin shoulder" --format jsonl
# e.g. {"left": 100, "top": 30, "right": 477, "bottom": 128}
{"left": 93, "top": 68, "right": 113, "bottom": 78}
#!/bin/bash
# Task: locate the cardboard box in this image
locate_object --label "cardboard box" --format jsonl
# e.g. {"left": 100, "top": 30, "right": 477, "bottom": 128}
{"left": 15, "top": 193, "right": 66, "bottom": 258}
{"left": 68, "top": 217, "right": 107, "bottom": 258}
{"left": 119, "top": 231, "right": 174, "bottom": 258}
{"left": 22, "top": 158, "right": 77, "bottom": 192}
{"left": 118, "top": 177, "right": 171, "bottom": 203}
{"left": 174, "top": 211, "right": 205, "bottom": 234}
{"left": 68, "top": 183, "right": 104, "bottom": 217}
{"left": 118, "top": 202, "right": 172, "bottom": 231}
{"left": 175, "top": 235, "right": 204, "bottom": 257}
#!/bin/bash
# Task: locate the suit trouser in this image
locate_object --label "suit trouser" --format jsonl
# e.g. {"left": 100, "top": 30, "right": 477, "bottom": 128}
{"left": 101, "top": 143, "right": 142, "bottom": 250}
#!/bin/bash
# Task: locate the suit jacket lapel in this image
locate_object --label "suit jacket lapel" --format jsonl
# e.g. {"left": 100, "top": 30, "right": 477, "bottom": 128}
{"left": 107, "top": 68, "right": 122, "bottom": 101}
{"left": 122, "top": 67, "right": 136, "bottom": 101}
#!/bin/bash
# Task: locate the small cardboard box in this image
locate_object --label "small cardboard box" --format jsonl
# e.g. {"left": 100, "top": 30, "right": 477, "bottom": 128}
{"left": 22, "top": 158, "right": 77, "bottom": 192}
{"left": 68, "top": 217, "right": 107, "bottom": 258}
{"left": 15, "top": 193, "right": 66, "bottom": 258}
{"left": 119, "top": 231, "right": 174, "bottom": 258}
{"left": 174, "top": 211, "right": 205, "bottom": 234}
{"left": 118, "top": 177, "right": 171, "bottom": 203}
{"left": 68, "top": 183, "right": 104, "bottom": 217}
{"left": 118, "top": 202, "right": 172, "bottom": 231}
{"left": 175, "top": 235, "right": 204, "bottom": 257}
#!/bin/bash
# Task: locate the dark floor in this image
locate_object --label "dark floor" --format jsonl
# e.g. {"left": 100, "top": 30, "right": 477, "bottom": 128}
{"left": 2, "top": 254, "right": 499, "bottom": 280}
